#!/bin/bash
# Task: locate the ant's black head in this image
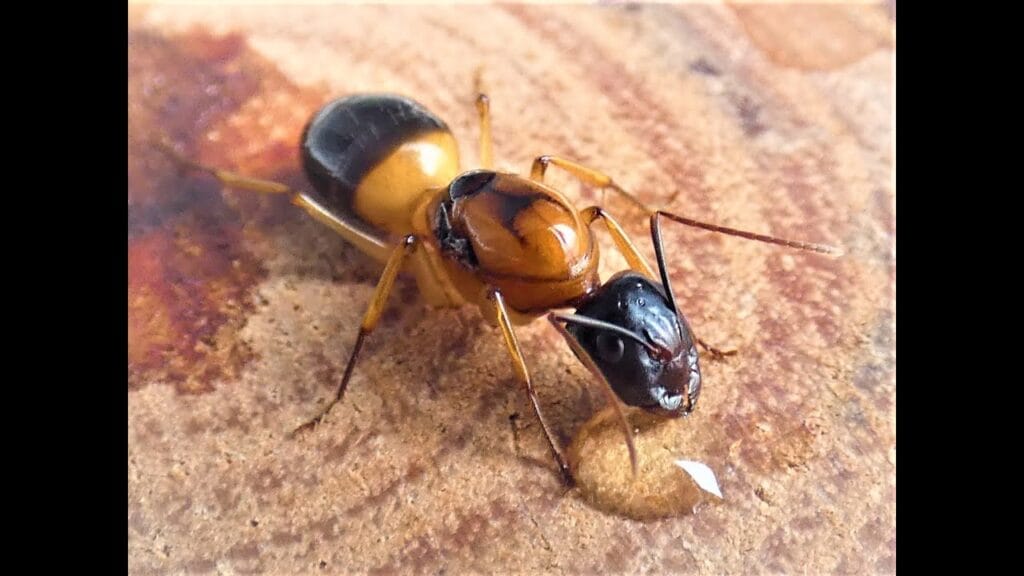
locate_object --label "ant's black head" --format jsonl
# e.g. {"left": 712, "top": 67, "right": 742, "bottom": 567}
{"left": 564, "top": 272, "right": 700, "bottom": 417}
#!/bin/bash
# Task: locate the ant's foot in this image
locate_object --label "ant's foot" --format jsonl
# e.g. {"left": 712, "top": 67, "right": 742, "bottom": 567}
{"left": 697, "top": 338, "right": 737, "bottom": 362}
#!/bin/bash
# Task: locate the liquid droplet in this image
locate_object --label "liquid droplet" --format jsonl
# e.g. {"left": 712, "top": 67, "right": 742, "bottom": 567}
{"left": 567, "top": 407, "right": 720, "bottom": 520}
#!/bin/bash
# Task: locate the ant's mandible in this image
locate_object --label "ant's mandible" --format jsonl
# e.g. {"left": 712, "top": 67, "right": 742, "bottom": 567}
{"left": 158, "top": 80, "right": 838, "bottom": 486}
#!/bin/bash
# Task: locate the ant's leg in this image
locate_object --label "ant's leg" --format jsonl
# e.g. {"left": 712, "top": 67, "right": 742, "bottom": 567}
{"left": 293, "top": 235, "right": 419, "bottom": 435}
{"left": 697, "top": 339, "right": 738, "bottom": 360}
{"left": 548, "top": 313, "right": 639, "bottom": 478}
{"left": 530, "top": 155, "right": 647, "bottom": 212}
{"left": 153, "top": 139, "right": 391, "bottom": 262}
{"left": 579, "top": 206, "right": 657, "bottom": 280}
{"left": 474, "top": 70, "right": 493, "bottom": 169}
{"left": 489, "top": 289, "right": 574, "bottom": 486}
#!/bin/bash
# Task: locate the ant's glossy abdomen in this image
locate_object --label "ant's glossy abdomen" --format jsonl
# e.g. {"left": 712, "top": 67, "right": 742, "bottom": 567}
{"left": 301, "top": 94, "right": 461, "bottom": 241}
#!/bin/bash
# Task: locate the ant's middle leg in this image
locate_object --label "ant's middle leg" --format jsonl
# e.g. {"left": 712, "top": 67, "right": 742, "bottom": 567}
{"left": 293, "top": 235, "right": 420, "bottom": 435}
{"left": 474, "top": 69, "right": 493, "bottom": 169}
{"left": 530, "top": 155, "right": 652, "bottom": 214}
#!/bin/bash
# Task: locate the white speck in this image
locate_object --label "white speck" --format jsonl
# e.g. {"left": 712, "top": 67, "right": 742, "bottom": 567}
{"left": 674, "top": 460, "right": 723, "bottom": 499}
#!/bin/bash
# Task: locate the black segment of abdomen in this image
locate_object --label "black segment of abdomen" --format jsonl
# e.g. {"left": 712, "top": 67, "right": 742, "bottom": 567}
{"left": 301, "top": 94, "right": 449, "bottom": 213}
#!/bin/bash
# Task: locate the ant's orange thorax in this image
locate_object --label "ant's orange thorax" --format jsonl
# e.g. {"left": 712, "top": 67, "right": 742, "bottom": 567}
{"left": 429, "top": 171, "right": 600, "bottom": 314}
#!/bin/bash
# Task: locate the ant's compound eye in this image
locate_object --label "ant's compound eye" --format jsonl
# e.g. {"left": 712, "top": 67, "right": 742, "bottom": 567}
{"left": 595, "top": 332, "right": 625, "bottom": 363}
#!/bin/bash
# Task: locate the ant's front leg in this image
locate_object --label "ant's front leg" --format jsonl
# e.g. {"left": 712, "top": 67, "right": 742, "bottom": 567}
{"left": 489, "top": 289, "right": 575, "bottom": 486}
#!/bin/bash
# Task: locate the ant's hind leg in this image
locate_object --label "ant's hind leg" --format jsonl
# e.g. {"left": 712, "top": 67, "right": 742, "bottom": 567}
{"left": 154, "top": 138, "right": 293, "bottom": 195}
{"left": 293, "top": 235, "right": 420, "bottom": 436}
{"left": 474, "top": 69, "right": 493, "bottom": 169}
{"left": 153, "top": 138, "right": 391, "bottom": 262}
{"left": 489, "top": 289, "right": 574, "bottom": 486}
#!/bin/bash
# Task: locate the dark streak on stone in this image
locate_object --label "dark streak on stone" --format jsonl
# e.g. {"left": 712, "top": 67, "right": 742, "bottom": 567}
{"left": 183, "top": 558, "right": 217, "bottom": 574}
{"left": 368, "top": 499, "right": 519, "bottom": 575}
{"left": 251, "top": 467, "right": 284, "bottom": 495}
{"left": 271, "top": 530, "right": 304, "bottom": 547}
{"left": 166, "top": 496, "right": 194, "bottom": 524}
{"left": 661, "top": 548, "right": 698, "bottom": 573}
{"left": 307, "top": 516, "right": 341, "bottom": 542}
{"left": 734, "top": 94, "right": 767, "bottom": 137}
{"left": 129, "top": 23, "right": 336, "bottom": 395}
{"left": 214, "top": 486, "right": 241, "bottom": 514}
{"left": 326, "top": 426, "right": 361, "bottom": 464}
{"left": 227, "top": 541, "right": 263, "bottom": 574}
{"left": 129, "top": 509, "right": 149, "bottom": 536}
{"left": 309, "top": 349, "right": 341, "bottom": 395}
{"left": 344, "top": 462, "right": 427, "bottom": 517}
{"left": 222, "top": 405, "right": 253, "bottom": 434}
{"left": 690, "top": 58, "right": 721, "bottom": 76}
{"left": 600, "top": 538, "right": 641, "bottom": 573}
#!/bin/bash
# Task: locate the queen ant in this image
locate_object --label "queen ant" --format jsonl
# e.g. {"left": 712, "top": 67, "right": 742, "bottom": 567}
{"left": 158, "top": 84, "right": 837, "bottom": 486}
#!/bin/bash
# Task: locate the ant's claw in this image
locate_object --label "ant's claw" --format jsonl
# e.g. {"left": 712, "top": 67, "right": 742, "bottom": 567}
{"left": 708, "top": 348, "right": 738, "bottom": 361}
{"left": 290, "top": 417, "right": 324, "bottom": 439}
{"left": 559, "top": 464, "right": 577, "bottom": 488}
{"left": 697, "top": 338, "right": 737, "bottom": 362}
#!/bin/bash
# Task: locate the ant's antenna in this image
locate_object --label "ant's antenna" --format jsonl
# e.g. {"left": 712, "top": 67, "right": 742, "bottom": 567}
{"left": 655, "top": 210, "right": 841, "bottom": 256}
{"left": 549, "top": 314, "right": 640, "bottom": 479}
{"left": 608, "top": 183, "right": 841, "bottom": 257}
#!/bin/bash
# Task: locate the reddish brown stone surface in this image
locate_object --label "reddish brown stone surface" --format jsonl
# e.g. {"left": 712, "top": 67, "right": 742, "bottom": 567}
{"left": 128, "top": 4, "right": 894, "bottom": 574}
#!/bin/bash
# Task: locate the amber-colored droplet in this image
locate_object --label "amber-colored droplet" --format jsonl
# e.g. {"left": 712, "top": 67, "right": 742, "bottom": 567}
{"left": 568, "top": 407, "right": 721, "bottom": 520}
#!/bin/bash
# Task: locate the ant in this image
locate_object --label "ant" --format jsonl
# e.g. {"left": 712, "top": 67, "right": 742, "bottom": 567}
{"left": 158, "top": 83, "right": 837, "bottom": 486}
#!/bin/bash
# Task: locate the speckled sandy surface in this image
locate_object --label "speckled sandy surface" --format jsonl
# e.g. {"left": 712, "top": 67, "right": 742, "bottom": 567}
{"left": 128, "top": 4, "right": 895, "bottom": 574}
